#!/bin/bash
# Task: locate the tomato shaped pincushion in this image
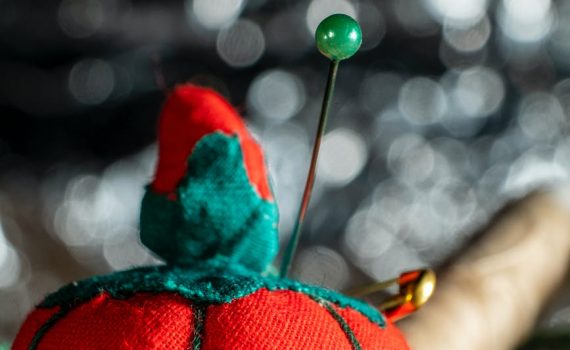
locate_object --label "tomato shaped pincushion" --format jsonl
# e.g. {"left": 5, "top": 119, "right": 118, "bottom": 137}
{"left": 12, "top": 85, "right": 410, "bottom": 350}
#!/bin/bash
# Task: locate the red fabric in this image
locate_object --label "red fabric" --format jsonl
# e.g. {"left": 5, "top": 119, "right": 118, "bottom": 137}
{"left": 14, "top": 292, "right": 194, "bottom": 350}
{"left": 202, "top": 288, "right": 407, "bottom": 350}
{"left": 12, "top": 307, "right": 59, "bottom": 350}
{"left": 14, "top": 290, "right": 410, "bottom": 350}
{"left": 152, "top": 85, "right": 273, "bottom": 200}
{"left": 334, "top": 305, "right": 410, "bottom": 350}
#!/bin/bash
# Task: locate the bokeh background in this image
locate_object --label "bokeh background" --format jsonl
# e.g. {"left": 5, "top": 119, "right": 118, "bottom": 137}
{"left": 1, "top": 0, "right": 570, "bottom": 347}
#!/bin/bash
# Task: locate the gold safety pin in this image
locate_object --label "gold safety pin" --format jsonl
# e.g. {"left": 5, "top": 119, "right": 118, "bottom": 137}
{"left": 346, "top": 269, "right": 436, "bottom": 322}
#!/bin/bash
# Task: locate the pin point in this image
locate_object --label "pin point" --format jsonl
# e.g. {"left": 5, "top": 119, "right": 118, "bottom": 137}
{"left": 279, "top": 14, "right": 362, "bottom": 278}
{"left": 346, "top": 269, "right": 437, "bottom": 322}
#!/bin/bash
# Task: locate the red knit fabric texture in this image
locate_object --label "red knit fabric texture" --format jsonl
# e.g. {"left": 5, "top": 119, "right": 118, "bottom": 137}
{"left": 334, "top": 305, "right": 410, "bottom": 350}
{"left": 14, "top": 292, "right": 194, "bottom": 350}
{"left": 13, "top": 290, "right": 411, "bottom": 350}
{"left": 12, "top": 307, "right": 59, "bottom": 350}
{"left": 152, "top": 84, "right": 273, "bottom": 200}
{"left": 201, "top": 288, "right": 407, "bottom": 350}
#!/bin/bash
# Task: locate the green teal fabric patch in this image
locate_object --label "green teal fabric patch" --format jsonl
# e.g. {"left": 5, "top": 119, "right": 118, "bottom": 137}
{"left": 39, "top": 262, "right": 386, "bottom": 328}
{"left": 140, "top": 132, "right": 279, "bottom": 272}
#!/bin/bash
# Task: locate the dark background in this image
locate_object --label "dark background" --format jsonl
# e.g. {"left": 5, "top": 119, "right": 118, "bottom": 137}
{"left": 1, "top": 0, "right": 570, "bottom": 346}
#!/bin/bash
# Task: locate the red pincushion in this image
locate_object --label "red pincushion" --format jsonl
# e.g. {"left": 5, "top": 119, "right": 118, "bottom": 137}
{"left": 12, "top": 85, "right": 411, "bottom": 350}
{"left": 14, "top": 290, "right": 409, "bottom": 350}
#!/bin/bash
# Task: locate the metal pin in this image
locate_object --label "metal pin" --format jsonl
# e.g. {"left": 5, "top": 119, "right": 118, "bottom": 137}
{"left": 279, "top": 60, "right": 339, "bottom": 278}
{"left": 346, "top": 269, "right": 437, "bottom": 322}
{"left": 279, "top": 14, "right": 362, "bottom": 278}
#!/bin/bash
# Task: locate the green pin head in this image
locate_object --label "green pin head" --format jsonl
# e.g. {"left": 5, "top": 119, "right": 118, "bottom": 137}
{"left": 315, "top": 14, "right": 362, "bottom": 61}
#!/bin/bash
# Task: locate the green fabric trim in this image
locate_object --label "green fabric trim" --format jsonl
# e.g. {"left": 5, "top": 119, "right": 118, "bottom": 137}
{"left": 321, "top": 300, "right": 363, "bottom": 350}
{"left": 38, "top": 262, "right": 385, "bottom": 328}
{"left": 140, "top": 133, "right": 279, "bottom": 272}
{"left": 28, "top": 307, "right": 72, "bottom": 350}
{"left": 192, "top": 304, "right": 206, "bottom": 350}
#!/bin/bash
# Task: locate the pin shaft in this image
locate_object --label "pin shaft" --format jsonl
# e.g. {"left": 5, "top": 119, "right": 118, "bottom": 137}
{"left": 345, "top": 277, "right": 399, "bottom": 297}
{"left": 280, "top": 60, "right": 340, "bottom": 278}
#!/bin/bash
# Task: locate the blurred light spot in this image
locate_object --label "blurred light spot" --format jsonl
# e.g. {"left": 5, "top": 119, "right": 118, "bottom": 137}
{"left": 358, "top": 3, "right": 385, "bottom": 50}
{"left": 371, "top": 180, "right": 417, "bottom": 232}
{"left": 344, "top": 208, "right": 396, "bottom": 263}
{"left": 393, "top": 0, "right": 438, "bottom": 37}
{"left": 318, "top": 128, "right": 367, "bottom": 186}
{"left": 478, "top": 163, "right": 510, "bottom": 201}
{"left": 360, "top": 240, "right": 425, "bottom": 282}
{"left": 429, "top": 179, "right": 477, "bottom": 225}
{"left": 266, "top": 10, "right": 312, "bottom": 58}
{"left": 262, "top": 123, "right": 310, "bottom": 234}
{"left": 432, "top": 137, "right": 469, "bottom": 170}
{"left": 58, "top": 0, "right": 104, "bottom": 38}
{"left": 306, "top": 0, "right": 357, "bottom": 34}
{"left": 54, "top": 175, "right": 110, "bottom": 246}
{"left": 489, "top": 138, "right": 516, "bottom": 166}
{"left": 452, "top": 66, "right": 505, "bottom": 117}
{"left": 399, "top": 77, "right": 447, "bottom": 125}
{"left": 518, "top": 93, "right": 565, "bottom": 141}
{"left": 294, "top": 246, "right": 349, "bottom": 289}
{"left": 440, "top": 112, "right": 487, "bottom": 138}
{"left": 426, "top": 0, "right": 488, "bottom": 26}
{"left": 388, "top": 134, "right": 435, "bottom": 184}
{"left": 247, "top": 70, "right": 305, "bottom": 122}
{"left": 439, "top": 40, "right": 489, "bottom": 69}
{"left": 371, "top": 108, "right": 411, "bottom": 153}
{"left": 0, "top": 221, "right": 9, "bottom": 273}
{"left": 499, "top": 0, "right": 553, "bottom": 42}
{"left": 548, "top": 306, "right": 570, "bottom": 328}
{"left": 0, "top": 248, "right": 21, "bottom": 289}
{"left": 68, "top": 59, "right": 115, "bottom": 105}
{"left": 555, "top": 139, "right": 570, "bottom": 172}
{"left": 190, "top": 0, "right": 244, "bottom": 30}
{"left": 359, "top": 72, "right": 403, "bottom": 114}
{"left": 216, "top": 20, "right": 265, "bottom": 68}
{"left": 504, "top": 149, "right": 568, "bottom": 194}
{"left": 553, "top": 78, "right": 570, "bottom": 116}
{"left": 550, "top": 1, "right": 570, "bottom": 58}
{"left": 53, "top": 158, "right": 147, "bottom": 249}
{"left": 0, "top": 221, "right": 21, "bottom": 289}
{"left": 466, "top": 136, "right": 498, "bottom": 177}
{"left": 103, "top": 230, "right": 160, "bottom": 270}
{"left": 443, "top": 16, "right": 491, "bottom": 52}
{"left": 400, "top": 195, "right": 449, "bottom": 255}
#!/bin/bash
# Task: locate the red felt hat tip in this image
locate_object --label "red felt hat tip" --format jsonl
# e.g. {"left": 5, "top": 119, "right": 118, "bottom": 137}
{"left": 152, "top": 84, "right": 273, "bottom": 201}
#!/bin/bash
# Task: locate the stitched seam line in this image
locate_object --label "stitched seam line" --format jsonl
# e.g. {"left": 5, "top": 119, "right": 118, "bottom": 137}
{"left": 28, "top": 307, "right": 71, "bottom": 350}
{"left": 192, "top": 304, "right": 206, "bottom": 350}
{"left": 322, "top": 300, "right": 363, "bottom": 350}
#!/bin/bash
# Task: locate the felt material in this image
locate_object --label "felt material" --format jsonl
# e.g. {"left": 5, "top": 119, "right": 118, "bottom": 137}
{"left": 321, "top": 301, "right": 363, "bottom": 350}
{"left": 36, "top": 262, "right": 385, "bottom": 328}
{"left": 11, "top": 308, "right": 59, "bottom": 350}
{"left": 335, "top": 305, "right": 411, "bottom": 350}
{"left": 15, "top": 288, "right": 405, "bottom": 350}
{"left": 201, "top": 289, "right": 356, "bottom": 350}
{"left": 152, "top": 84, "right": 272, "bottom": 201}
{"left": 140, "top": 133, "right": 279, "bottom": 271}
{"left": 16, "top": 293, "right": 194, "bottom": 350}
